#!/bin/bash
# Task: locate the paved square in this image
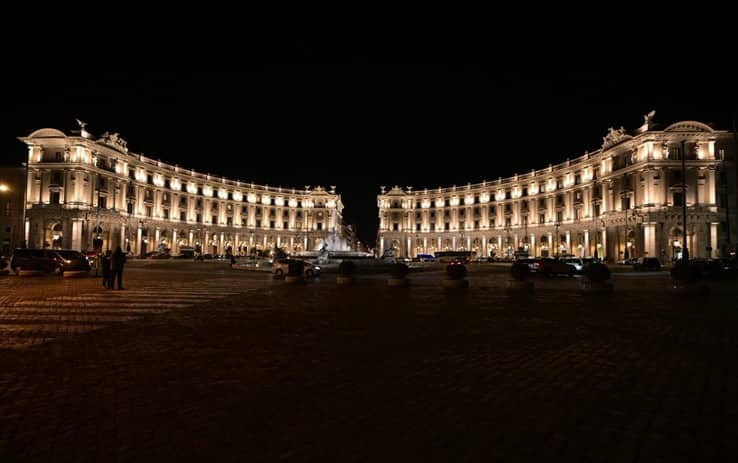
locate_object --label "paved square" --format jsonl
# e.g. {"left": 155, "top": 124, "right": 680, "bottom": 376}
{"left": 1, "top": 262, "right": 737, "bottom": 462}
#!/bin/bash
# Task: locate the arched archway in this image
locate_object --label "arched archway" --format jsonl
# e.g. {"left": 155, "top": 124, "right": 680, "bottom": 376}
{"left": 50, "top": 223, "right": 64, "bottom": 249}
{"left": 670, "top": 227, "right": 684, "bottom": 261}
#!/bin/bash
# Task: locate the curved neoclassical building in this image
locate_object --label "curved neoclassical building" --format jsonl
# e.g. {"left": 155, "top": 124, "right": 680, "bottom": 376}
{"left": 19, "top": 127, "right": 344, "bottom": 256}
{"left": 378, "top": 116, "right": 737, "bottom": 262}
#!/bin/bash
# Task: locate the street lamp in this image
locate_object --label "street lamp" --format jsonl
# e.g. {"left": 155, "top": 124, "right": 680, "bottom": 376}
{"left": 554, "top": 221, "right": 560, "bottom": 258}
{"left": 621, "top": 188, "right": 632, "bottom": 260}
{"left": 680, "top": 139, "right": 690, "bottom": 262}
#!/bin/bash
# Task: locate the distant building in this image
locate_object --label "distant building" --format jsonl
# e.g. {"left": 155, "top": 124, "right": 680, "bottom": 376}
{"left": 0, "top": 166, "right": 26, "bottom": 256}
{"left": 18, "top": 126, "right": 344, "bottom": 255}
{"left": 377, "top": 116, "right": 737, "bottom": 262}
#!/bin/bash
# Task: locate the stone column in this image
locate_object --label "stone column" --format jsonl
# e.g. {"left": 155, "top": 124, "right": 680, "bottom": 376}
{"left": 711, "top": 222, "right": 719, "bottom": 258}
{"left": 136, "top": 226, "right": 142, "bottom": 256}
{"left": 72, "top": 219, "right": 83, "bottom": 251}
{"left": 643, "top": 222, "right": 656, "bottom": 257}
{"left": 584, "top": 230, "right": 589, "bottom": 257}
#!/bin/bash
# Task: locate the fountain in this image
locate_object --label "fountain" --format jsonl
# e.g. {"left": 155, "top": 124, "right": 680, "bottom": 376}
{"left": 294, "top": 231, "right": 373, "bottom": 264}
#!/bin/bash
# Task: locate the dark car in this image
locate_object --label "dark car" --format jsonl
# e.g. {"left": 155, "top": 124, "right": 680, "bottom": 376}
{"left": 523, "top": 258, "right": 576, "bottom": 277}
{"left": 633, "top": 257, "right": 661, "bottom": 271}
{"left": 10, "top": 249, "right": 57, "bottom": 274}
{"left": 10, "top": 249, "right": 91, "bottom": 275}
{"left": 50, "top": 250, "right": 92, "bottom": 275}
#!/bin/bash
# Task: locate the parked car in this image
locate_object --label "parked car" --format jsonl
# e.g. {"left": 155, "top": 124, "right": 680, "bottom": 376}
{"left": 633, "top": 257, "right": 661, "bottom": 271}
{"left": 271, "top": 259, "right": 321, "bottom": 278}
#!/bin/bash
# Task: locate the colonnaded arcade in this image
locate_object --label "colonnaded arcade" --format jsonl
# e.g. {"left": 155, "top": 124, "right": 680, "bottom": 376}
{"left": 19, "top": 125, "right": 344, "bottom": 256}
{"left": 378, "top": 115, "right": 737, "bottom": 261}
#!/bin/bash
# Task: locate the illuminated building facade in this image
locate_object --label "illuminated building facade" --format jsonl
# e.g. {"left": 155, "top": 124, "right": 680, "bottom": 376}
{"left": 19, "top": 126, "right": 344, "bottom": 256}
{"left": 378, "top": 116, "right": 737, "bottom": 262}
{"left": 0, "top": 166, "right": 26, "bottom": 256}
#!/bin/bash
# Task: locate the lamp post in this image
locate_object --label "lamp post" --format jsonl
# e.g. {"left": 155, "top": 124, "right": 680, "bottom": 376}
{"left": 592, "top": 196, "right": 601, "bottom": 260}
{"left": 554, "top": 220, "right": 560, "bottom": 258}
{"left": 621, "top": 188, "right": 632, "bottom": 260}
{"left": 680, "top": 139, "right": 690, "bottom": 261}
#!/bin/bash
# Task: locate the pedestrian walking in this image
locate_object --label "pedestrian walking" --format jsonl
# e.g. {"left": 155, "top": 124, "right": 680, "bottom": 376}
{"left": 101, "top": 250, "right": 112, "bottom": 288}
{"left": 111, "top": 246, "right": 127, "bottom": 290}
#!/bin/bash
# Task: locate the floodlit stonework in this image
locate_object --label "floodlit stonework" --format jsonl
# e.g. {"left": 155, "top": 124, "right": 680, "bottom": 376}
{"left": 19, "top": 126, "right": 344, "bottom": 256}
{"left": 378, "top": 115, "right": 737, "bottom": 262}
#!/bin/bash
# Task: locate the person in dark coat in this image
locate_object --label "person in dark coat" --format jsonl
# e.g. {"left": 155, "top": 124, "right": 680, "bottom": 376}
{"left": 101, "top": 250, "right": 112, "bottom": 288}
{"left": 110, "top": 246, "right": 127, "bottom": 290}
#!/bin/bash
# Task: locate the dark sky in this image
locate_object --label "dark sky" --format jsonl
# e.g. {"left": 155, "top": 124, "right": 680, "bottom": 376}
{"left": 2, "top": 64, "right": 736, "bottom": 243}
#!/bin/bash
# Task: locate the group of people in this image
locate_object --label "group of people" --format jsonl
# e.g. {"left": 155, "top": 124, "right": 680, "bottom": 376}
{"left": 99, "top": 246, "right": 126, "bottom": 290}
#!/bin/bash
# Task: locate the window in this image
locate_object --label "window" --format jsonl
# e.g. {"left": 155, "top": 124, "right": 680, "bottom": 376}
{"left": 98, "top": 196, "right": 107, "bottom": 209}
{"left": 147, "top": 175, "right": 153, "bottom": 185}
{"left": 474, "top": 220, "right": 479, "bottom": 229}
{"left": 673, "top": 192, "right": 684, "bottom": 207}
{"left": 505, "top": 217, "right": 511, "bottom": 227}
{"left": 146, "top": 206, "right": 153, "bottom": 217}
{"left": 505, "top": 191, "right": 511, "bottom": 200}
{"left": 574, "top": 208, "right": 580, "bottom": 220}
{"left": 430, "top": 223, "right": 436, "bottom": 231}
{"left": 416, "top": 223, "right": 421, "bottom": 231}
{"left": 180, "top": 211, "right": 186, "bottom": 222}
{"left": 256, "top": 219, "right": 261, "bottom": 228}
{"left": 163, "top": 209, "right": 169, "bottom": 219}
{"left": 539, "top": 213, "right": 545, "bottom": 224}
{"left": 317, "top": 222, "right": 323, "bottom": 230}
{"left": 212, "top": 215, "right": 218, "bottom": 224}
{"left": 574, "top": 174, "right": 581, "bottom": 185}
{"left": 556, "top": 211, "right": 563, "bottom": 222}
{"left": 129, "top": 169, "right": 136, "bottom": 179}
{"left": 459, "top": 221, "right": 465, "bottom": 230}
{"left": 445, "top": 222, "right": 450, "bottom": 230}
{"left": 55, "top": 152, "right": 62, "bottom": 161}
{"left": 283, "top": 221, "right": 288, "bottom": 229}
{"left": 50, "top": 191, "right": 60, "bottom": 204}
{"left": 671, "top": 146, "right": 682, "bottom": 160}
{"left": 594, "top": 205, "right": 600, "bottom": 217}
{"left": 270, "top": 220, "right": 275, "bottom": 229}
{"left": 227, "top": 217, "right": 233, "bottom": 226}
{"left": 127, "top": 202, "right": 134, "bottom": 214}
{"left": 718, "top": 148, "right": 727, "bottom": 160}
{"left": 197, "top": 213, "right": 202, "bottom": 223}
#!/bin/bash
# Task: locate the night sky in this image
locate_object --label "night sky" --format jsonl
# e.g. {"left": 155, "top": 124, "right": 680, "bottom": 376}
{"left": 2, "top": 63, "right": 736, "bottom": 244}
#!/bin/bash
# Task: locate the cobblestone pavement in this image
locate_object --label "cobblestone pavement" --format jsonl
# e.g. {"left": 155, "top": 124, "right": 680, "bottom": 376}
{"left": 1, "top": 262, "right": 737, "bottom": 462}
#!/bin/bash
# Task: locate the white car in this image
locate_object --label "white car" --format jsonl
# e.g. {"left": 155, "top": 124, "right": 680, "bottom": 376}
{"left": 272, "top": 259, "right": 321, "bottom": 278}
